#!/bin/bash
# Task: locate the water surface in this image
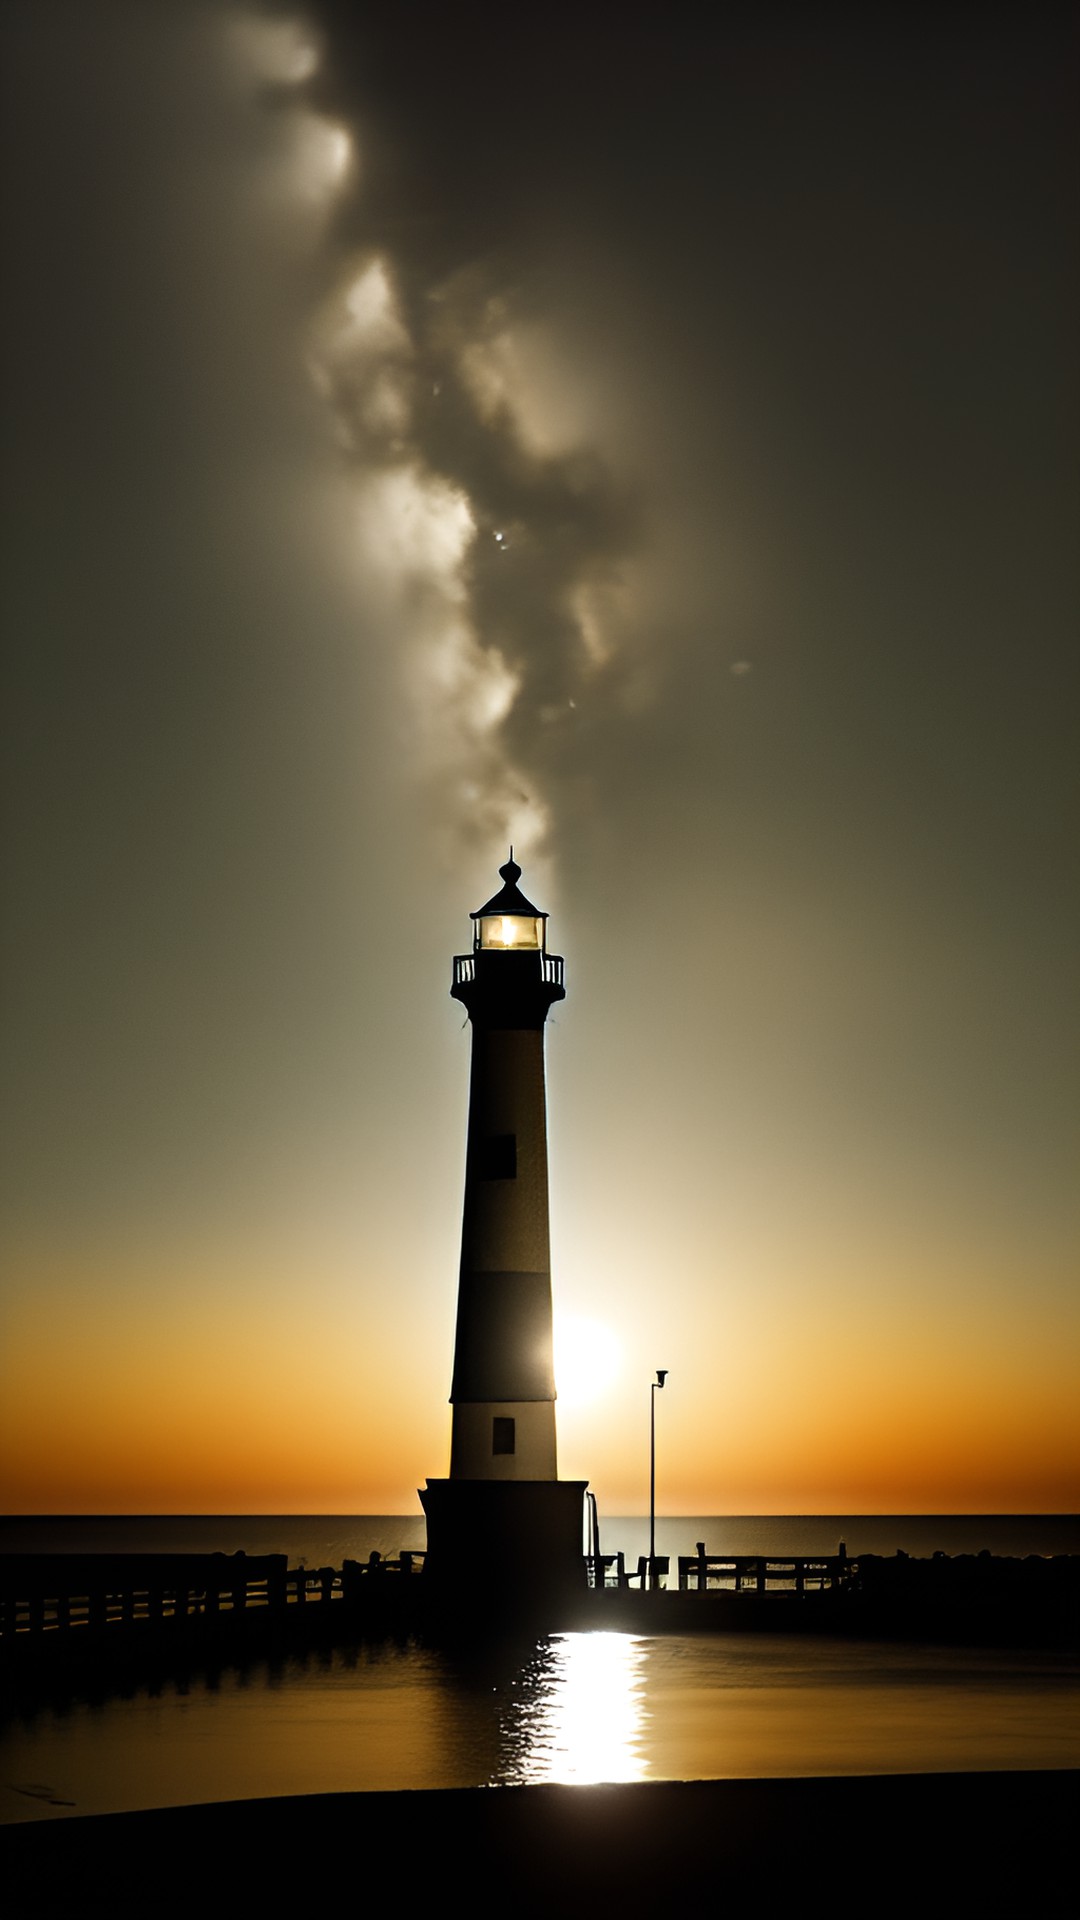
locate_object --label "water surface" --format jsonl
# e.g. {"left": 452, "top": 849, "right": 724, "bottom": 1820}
{"left": 5, "top": 1632, "right": 1076, "bottom": 1822}
{"left": 5, "top": 1515, "right": 1075, "bottom": 1823}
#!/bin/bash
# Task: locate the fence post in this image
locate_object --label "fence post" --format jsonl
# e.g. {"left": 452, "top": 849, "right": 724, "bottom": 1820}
{"left": 268, "top": 1559, "right": 288, "bottom": 1613}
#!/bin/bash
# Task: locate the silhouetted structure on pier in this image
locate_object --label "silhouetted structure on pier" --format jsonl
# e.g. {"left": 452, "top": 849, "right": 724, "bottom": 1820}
{"left": 420, "top": 857, "right": 587, "bottom": 1604}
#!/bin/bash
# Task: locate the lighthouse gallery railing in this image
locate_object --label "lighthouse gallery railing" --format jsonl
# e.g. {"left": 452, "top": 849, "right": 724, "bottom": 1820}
{"left": 453, "top": 954, "right": 564, "bottom": 989}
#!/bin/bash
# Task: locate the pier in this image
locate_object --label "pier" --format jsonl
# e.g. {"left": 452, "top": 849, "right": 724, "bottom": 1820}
{"left": 0, "top": 1546, "right": 855, "bottom": 1642}
{"left": 0, "top": 1551, "right": 427, "bottom": 1675}
{"left": 3, "top": 1543, "right": 1076, "bottom": 1703}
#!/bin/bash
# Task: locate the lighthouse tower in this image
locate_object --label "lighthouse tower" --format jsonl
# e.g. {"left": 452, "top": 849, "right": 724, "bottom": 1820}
{"left": 421, "top": 856, "right": 587, "bottom": 1603}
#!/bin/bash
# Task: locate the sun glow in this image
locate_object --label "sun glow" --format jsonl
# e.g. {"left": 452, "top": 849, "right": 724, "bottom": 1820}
{"left": 554, "top": 1316, "right": 623, "bottom": 1408}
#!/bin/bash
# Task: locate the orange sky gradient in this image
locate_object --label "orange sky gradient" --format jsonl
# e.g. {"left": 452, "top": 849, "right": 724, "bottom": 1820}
{"left": 3, "top": 1229, "right": 1075, "bottom": 1516}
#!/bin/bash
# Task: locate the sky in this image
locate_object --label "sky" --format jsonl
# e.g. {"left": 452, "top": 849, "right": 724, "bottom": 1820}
{"left": 2, "top": 2, "right": 1077, "bottom": 1517}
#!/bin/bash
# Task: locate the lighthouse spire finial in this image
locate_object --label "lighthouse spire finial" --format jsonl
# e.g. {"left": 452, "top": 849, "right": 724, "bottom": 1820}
{"left": 500, "top": 846, "right": 521, "bottom": 885}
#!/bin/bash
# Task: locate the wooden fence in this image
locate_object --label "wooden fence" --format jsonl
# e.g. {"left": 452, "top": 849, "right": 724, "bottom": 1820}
{"left": 2, "top": 1549, "right": 1073, "bottom": 1660}
{"left": 586, "top": 1547, "right": 856, "bottom": 1594}
{"left": 2, "top": 1546, "right": 857, "bottom": 1634}
{"left": 0, "top": 1552, "right": 425, "bottom": 1640}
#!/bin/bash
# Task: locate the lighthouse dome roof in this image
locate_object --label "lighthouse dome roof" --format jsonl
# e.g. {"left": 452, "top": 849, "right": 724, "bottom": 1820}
{"left": 471, "top": 853, "right": 546, "bottom": 921}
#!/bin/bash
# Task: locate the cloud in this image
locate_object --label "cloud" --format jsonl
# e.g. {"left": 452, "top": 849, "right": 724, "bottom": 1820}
{"left": 303, "top": 233, "right": 646, "bottom": 858}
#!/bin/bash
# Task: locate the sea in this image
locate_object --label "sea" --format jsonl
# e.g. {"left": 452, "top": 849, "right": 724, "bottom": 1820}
{"left": 3, "top": 1514, "right": 1077, "bottom": 1823}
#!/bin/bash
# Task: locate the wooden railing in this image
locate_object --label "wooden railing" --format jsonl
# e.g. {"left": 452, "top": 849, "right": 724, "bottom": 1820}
{"left": 675, "top": 1548, "right": 855, "bottom": 1594}
{"left": 0, "top": 1551, "right": 425, "bottom": 1640}
{"left": 585, "top": 1548, "right": 855, "bottom": 1594}
{"left": 586, "top": 1554, "right": 670, "bottom": 1590}
{"left": 3, "top": 1544, "right": 852, "bottom": 1636}
{"left": 3, "top": 1549, "right": 1074, "bottom": 1659}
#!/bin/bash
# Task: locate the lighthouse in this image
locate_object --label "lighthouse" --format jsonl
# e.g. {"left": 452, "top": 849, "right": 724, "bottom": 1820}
{"left": 420, "top": 856, "right": 587, "bottom": 1604}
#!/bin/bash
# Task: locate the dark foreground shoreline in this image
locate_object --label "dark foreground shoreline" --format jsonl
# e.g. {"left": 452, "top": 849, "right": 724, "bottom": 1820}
{"left": 6, "top": 1772, "right": 1075, "bottom": 1913}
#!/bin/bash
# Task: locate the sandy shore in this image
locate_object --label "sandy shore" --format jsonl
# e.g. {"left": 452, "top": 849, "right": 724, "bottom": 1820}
{"left": 6, "top": 1771, "right": 1075, "bottom": 1912}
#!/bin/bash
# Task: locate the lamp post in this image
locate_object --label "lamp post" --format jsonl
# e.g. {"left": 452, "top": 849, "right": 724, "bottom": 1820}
{"left": 649, "top": 1369, "right": 668, "bottom": 1590}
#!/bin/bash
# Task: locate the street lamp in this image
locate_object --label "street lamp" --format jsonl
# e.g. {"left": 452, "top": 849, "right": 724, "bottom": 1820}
{"left": 649, "top": 1369, "right": 668, "bottom": 1590}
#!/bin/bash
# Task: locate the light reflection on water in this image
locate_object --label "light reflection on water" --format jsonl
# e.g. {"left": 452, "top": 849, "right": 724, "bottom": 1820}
{"left": 3, "top": 1634, "right": 1077, "bottom": 1823}
{"left": 501, "top": 1634, "right": 647, "bottom": 1784}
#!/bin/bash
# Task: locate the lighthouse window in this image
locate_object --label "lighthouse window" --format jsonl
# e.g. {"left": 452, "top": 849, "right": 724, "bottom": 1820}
{"left": 479, "top": 1132, "right": 517, "bottom": 1179}
{"left": 493, "top": 1417, "right": 516, "bottom": 1455}
{"left": 479, "top": 914, "right": 541, "bottom": 950}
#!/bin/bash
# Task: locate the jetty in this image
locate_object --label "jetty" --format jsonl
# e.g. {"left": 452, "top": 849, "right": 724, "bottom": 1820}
{"left": 2, "top": 1543, "right": 1076, "bottom": 1707}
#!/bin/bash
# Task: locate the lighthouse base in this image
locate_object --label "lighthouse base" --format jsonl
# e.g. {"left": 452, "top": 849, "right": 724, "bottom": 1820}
{"left": 420, "top": 1479, "right": 588, "bottom": 1611}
